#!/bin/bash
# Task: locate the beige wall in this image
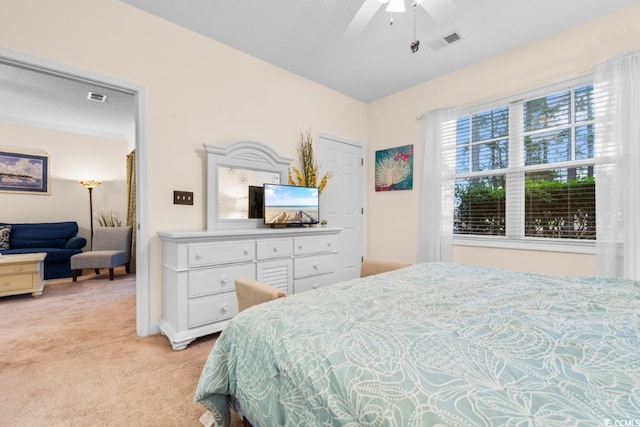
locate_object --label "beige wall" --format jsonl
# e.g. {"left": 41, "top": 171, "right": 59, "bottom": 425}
{"left": 0, "top": 123, "right": 128, "bottom": 245}
{"left": 0, "top": 0, "right": 367, "bottom": 327}
{"left": 453, "top": 246, "right": 595, "bottom": 277}
{"left": 366, "top": 4, "right": 640, "bottom": 276}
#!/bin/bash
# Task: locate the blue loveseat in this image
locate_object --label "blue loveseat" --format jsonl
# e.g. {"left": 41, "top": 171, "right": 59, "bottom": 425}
{"left": 0, "top": 221, "right": 87, "bottom": 280}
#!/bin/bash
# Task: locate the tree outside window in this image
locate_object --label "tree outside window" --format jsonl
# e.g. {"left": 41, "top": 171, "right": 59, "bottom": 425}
{"left": 454, "top": 84, "right": 596, "bottom": 240}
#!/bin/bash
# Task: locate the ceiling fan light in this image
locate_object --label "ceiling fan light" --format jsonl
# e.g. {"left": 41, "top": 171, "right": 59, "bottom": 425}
{"left": 386, "top": 0, "right": 405, "bottom": 13}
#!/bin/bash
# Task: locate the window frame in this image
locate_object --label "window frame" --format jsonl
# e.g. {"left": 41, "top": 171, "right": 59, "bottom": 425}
{"left": 452, "top": 74, "right": 596, "bottom": 254}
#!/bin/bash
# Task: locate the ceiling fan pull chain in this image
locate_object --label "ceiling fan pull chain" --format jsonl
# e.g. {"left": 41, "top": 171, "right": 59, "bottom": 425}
{"left": 413, "top": 3, "right": 417, "bottom": 39}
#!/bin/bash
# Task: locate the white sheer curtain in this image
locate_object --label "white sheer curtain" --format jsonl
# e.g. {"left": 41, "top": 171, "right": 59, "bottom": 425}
{"left": 594, "top": 50, "right": 640, "bottom": 280}
{"left": 416, "top": 107, "right": 457, "bottom": 263}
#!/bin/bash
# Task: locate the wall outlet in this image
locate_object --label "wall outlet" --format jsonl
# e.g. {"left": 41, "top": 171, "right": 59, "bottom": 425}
{"left": 173, "top": 191, "right": 194, "bottom": 205}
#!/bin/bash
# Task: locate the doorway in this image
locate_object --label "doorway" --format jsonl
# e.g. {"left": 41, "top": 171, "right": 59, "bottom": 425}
{"left": 0, "top": 49, "right": 150, "bottom": 336}
{"left": 317, "top": 133, "right": 364, "bottom": 283}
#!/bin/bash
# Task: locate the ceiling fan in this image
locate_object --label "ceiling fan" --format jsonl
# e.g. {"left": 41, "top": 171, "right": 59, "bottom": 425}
{"left": 343, "top": 0, "right": 461, "bottom": 37}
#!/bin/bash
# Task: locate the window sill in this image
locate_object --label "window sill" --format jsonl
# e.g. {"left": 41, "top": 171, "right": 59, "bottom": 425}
{"left": 453, "top": 235, "right": 595, "bottom": 255}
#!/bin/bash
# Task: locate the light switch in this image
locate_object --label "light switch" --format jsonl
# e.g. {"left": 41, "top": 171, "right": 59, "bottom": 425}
{"left": 173, "top": 191, "right": 193, "bottom": 205}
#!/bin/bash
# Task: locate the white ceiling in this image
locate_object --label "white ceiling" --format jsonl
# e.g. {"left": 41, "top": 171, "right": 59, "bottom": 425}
{"left": 121, "top": 0, "right": 640, "bottom": 102}
{"left": 1, "top": 0, "right": 637, "bottom": 140}
{"left": 0, "top": 61, "right": 135, "bottom": 141}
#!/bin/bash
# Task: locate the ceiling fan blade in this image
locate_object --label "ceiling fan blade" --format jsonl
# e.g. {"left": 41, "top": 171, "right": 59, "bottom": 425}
{"left": 418, "top": 0, "right": 462, "bottom": 23}
{"left": 386, "top": 0, "right": 405, "bottom": 13}
{"left": 343, "top": 0, "right": 384, "bottom": 37}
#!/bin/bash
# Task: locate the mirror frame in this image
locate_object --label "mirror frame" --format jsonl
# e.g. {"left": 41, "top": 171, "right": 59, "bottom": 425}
{"left": 204, "top": 141, "right": 293, "bottom": 230}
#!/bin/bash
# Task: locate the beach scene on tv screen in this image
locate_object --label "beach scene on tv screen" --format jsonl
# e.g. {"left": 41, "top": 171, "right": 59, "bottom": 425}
{"left": 264, "top": 185, "right": 319, "bottom": 224}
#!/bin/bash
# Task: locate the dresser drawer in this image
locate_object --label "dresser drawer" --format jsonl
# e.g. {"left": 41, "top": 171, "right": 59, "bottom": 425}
{"left": 188, "top": 241, "right": 255, "bottom": 267}
{"left": 188, "top": 264, "right": 255, "bottom": 298}
{"left": 188, "top": 292, "right": 238, "bottom": 328}
{"left": 294, "top": 272, "right": 335, "bottom": 293}
{"left": 294, "top": 235, "right": 337, "bottom": 256}
{"left": 256, "top": 238, "right": 293, "bottom": 260}
{"left": 0, "top": 274, "right": 33, "bottom": 292}
{"left": 0, "top": 262, "right": 39, "bottom": 275}
{"left": 294, "top": 253, "right": 336, "bottom": 279}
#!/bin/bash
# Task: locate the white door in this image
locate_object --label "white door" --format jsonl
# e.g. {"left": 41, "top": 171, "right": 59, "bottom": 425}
{"left": 317, "top": 134, "right": 363, "bottom": 283}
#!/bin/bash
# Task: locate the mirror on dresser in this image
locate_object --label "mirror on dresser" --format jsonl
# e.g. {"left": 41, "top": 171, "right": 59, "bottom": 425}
{"left": 204, "top": 141, "right": 293, "bottom": 230}
{"left": 217, "top": 167, "right": 280, "bottom": 220}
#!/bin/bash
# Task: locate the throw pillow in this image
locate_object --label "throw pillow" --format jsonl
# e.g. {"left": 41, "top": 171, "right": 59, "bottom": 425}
{"left": 0, "top": 225, "right": 11, "bottom": 250}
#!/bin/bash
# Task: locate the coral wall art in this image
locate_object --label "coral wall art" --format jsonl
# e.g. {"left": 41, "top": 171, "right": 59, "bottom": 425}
{"left": 375, "top": 144, "right": 413, "bottom": 191}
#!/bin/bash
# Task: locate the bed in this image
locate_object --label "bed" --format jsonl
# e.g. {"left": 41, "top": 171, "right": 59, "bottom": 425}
{"left": 194, "top": 262, "right": 640, "bottom": 426}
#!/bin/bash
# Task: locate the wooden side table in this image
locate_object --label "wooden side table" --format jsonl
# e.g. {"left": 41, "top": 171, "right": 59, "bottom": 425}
{"left": 0, "top": 252, "right": 47, "bottom": 298}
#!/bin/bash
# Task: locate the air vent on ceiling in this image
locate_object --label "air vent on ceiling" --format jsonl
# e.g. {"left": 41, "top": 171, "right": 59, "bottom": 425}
{"left": 427, "top": 31, "right": 462, "bottom": 51}
{"left": 87, "top": 91, "right": 107, "bottom": 102}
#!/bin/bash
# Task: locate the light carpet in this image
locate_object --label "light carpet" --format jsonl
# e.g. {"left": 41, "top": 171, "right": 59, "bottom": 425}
{"left": 0, "top": 269, "right": 242, "bottom": 426}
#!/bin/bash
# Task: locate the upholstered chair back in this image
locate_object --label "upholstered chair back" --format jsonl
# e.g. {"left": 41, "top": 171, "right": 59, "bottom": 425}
{"left": 92, "top": 227, "right": 132, "bottom": 253}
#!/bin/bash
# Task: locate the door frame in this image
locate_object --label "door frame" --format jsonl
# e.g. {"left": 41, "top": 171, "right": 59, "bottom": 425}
{"left": 0, "top": 48, "right": 150, "bottom": 336}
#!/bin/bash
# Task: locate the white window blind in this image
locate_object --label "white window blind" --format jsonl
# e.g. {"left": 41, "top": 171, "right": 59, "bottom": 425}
{"left": 449, "top": 77, "right": 600, "bottom": 242}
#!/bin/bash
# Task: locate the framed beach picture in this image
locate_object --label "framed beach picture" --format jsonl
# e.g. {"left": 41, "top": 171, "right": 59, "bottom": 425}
{"left": 0, "top": 149, "right": 50, "bottom": 194}
{"left": 375, "top": 144, "right": 413, "bottom": 191}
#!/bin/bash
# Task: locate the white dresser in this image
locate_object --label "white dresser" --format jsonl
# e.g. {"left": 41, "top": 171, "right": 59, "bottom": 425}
{"left": 158, "top": 227, "right": 341, "bottom": 350}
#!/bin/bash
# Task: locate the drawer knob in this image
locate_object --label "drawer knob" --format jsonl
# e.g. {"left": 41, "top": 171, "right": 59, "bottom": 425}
{"left": 2, "top": 281, "right": 10, "bottom": 288}
{"left": 221, "top": 276, "right": 229, "bottom": 284}
{"left": 195, "top": 253, "right": 203, "bottom": 260}
{"left": 298, "top": 244, "right": 303, "bottom": 250}
{"left": 243, "top": 249, "right": 249, "bottom": 256}
{"left": 273, "top": 246, "right": 278, "bottom": 252}
{"left": 313, "top": 284, "right": 319, "bottom": 289}
{"left": 221, "top": 303, "right": 229, "bottom": 312}
{"left": 313, "top": 262, "right": 319, "bottom": 270}
{"left": 15, "top": 266, "right": 24, "bottom": 272}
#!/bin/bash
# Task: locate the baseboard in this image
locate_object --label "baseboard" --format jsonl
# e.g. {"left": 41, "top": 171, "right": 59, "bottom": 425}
{"left": 148, "top": 322, "right": 161, "bottom": 336}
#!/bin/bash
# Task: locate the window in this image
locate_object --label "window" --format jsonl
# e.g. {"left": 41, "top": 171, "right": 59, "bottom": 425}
{"left": 454, "top": 81, "right": 596, "bottom": 241}
{"left": 454, "top": 108, "right": 508, "bottom": 236}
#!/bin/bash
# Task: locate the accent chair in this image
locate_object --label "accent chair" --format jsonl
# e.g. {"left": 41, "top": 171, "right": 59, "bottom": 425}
{"left": 70, "top": 226, "right": 132, "bottom": 281}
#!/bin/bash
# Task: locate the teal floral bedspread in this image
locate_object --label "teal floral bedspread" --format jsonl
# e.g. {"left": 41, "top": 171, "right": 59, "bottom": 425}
{"left": 194, "top": 262, "right": 640, "bottom": 426}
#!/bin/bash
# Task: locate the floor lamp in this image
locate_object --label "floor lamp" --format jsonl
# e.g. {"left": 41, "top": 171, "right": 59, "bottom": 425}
{"left": 79, "top": 180, "right": 101, "bottom": 249}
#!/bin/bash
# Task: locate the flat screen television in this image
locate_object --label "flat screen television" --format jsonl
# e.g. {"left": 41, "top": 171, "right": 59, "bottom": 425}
{"left": 263, "top": 183, "right": 320, "bottom": 227}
